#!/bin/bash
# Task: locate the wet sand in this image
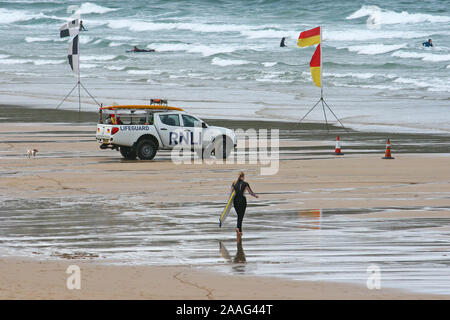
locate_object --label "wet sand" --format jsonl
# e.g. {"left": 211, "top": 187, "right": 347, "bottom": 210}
{"left": 1, "top": 105, "right": 450, "bottom": 299}
{"left": 1, "top": 257, "right": 448, "bottom": 300}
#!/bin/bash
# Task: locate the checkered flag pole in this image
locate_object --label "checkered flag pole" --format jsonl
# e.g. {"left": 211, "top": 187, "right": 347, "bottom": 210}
{"left": 67, "top": 34, "right": 79, "bottom": 76}
{"left": 57, "top": 18, "right": 101, "bottom": 112}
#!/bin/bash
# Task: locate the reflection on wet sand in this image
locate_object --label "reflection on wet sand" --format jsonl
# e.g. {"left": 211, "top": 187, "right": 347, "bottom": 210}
{"left": 219, "top": 240, "right": 247, "bottom": 273}
{"left": 297, "top": 209, "right": 322, "bottom": 230}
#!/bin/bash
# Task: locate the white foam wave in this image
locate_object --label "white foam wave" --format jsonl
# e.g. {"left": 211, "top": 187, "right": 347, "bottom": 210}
{"left": 211, "top": 57, "right": 253, "bottom": 67}
{"left": 0, "top": 54, "right": 10, "bottom": 59}
{"left": 81, "top": 63, "right": 97, "bottom": 69}
{"left": 108, "top": 19, "right": 270, "bottom": 34}
{"left": 240, "top": 29, "right": 298, "bottom": 40}
{"left": 33, "top": 59, "right": 65, "bottom": 65}
{"left": 150, "top": 43, "right": 237, "bottom": 56}
{"left": 81, "top": 55, "right": 117, "bottom": 61}
{"left": 79, "top": 3, "right": 118, "bottom": 15}
{"left": 344, "top": 43, "right": 407, "bottom": 55}
{"left": 105, "top": 36, "right": 135, "bottom": 41}
{"left": 108, "top": 42, "right": 125, "bottom": 47}
{"left": 262, "top": 62, "right": 277, "bottom": 67}
{"left": 392, "top": 51, "right": 450, "bottom": 62}
{"left": 0, "top": 8, "right": 45, "bottom": 24}
{"left": 324, "top": 72, "right": 376, "bottom": 80}
{"left": 79, "top": 36, "right": 93, "bottom": 45}
{"left": 325, "top": 30, "right": 427, "bottom": 41}
{"left": 127, "top": 70, "right": 161, "bottom": 75}
{"left": 105, "top": 66, "right": 126, "bottom": 71}
{"left": 393, "top": 77, "right": 431, "bottom": 88}
{"left": 25, "top": 37, "right": 52, "bottom": 43}
{"left": 0, "top": 58, "right": 32, "bottom": 65}
{"left": 346, "top": 5, "right": 450, "bottom": 25}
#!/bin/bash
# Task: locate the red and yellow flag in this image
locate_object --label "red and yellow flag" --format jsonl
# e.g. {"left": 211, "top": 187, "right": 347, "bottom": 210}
{"left": 310, "top": 44, "right": 321, "bottom": 87}
{"left": 297, "top": 26, "right": 321, "bottom": 47}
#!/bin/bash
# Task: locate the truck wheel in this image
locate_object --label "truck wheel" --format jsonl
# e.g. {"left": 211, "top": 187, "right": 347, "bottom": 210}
{"left": 137, "top": 139, "right": 157, "bottom": 160}
{"left": 120, "top": 146, "right": 137, "bottom": 160}
{"left": 196, "top": 147, "right": 212, "bottom": 159}
{"left": 214, "top": 136, "right": 233, "bottom": 159}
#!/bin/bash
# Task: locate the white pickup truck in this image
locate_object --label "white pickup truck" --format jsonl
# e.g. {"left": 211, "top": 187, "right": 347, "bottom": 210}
{"left": 95, "top": 103, "right": 237, "bottom": 160}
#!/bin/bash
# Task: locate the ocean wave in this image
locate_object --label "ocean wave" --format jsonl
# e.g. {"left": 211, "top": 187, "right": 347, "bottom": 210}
{"left": 392, "top": 51, "right": 450, "bottom": 62}
{"left": 127, "top": 70, "right": 162, "bottom": 75}
{"left": 0, "top": 8, "right": 45, "bottom": 24}
{"left": 262, "top": 62, "right": 277, "bottom": 67}
{"left": 0, "top": 58, "right": 32, "bottom": 65}
{"left": 240, "top": 29, "right": 298, "bottom": 40}
{"left": 79, "top": 2, "right": 118, "bottom": 15}
{"left": 343, "top": 43, "right": 407, "bottom": 55}
{"left": 149, "top": 43, "right": 237, "bottom": 57}
{"left": 346, "top": 5, "right": 450, "bottom": 25}
{"left": 33, "top": 59, "right": 65, "bottom": 65}
{"left": 108, "top": 42, "right": 126, "bottom": 47}
{"left": 325, "top": 30, "right": 428, "bottom": 41}
{"left": 107, "top": 19, "right": 269, "bottom": 34}
{"left": 211, "top": 57, "right": 253, "bottom": 67}
{"left": 323, "top": 72, "right": 376, "bottom": 80}
{"left": 392, "top": 77, "right": 450, "bottom": 92}
{"left": 105, "top": 66, "right": 128, "bottom": 71}
{"left": 80, "top": 55, "right": 118, "bottom": 61}
{"left": 24, "top": 37, "right": 53, "bottom": 43}
{"left": 81, "top": 63, "right": 98, "bottom": 69}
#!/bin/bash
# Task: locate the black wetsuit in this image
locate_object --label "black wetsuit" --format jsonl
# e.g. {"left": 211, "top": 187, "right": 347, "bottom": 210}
{"left": 232, "top": 179, "right": 249, "bottom": 233}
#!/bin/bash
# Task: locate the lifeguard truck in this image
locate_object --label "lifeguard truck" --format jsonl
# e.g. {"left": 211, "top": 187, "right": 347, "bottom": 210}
{"left": 95, "top": 99, "right": 237, "bottom": 160}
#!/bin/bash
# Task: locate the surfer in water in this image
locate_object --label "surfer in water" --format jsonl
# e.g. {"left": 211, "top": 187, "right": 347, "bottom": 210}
{"left": 79, "top": 20, "right": 87, "bottom": 31}
{"left": 128, "top": 46, "right": 155, "bottom": 53}
{"left": 280, "top": 37, "right": 287, "bottom": 47}
{"left": 422, "top": 39, "right": 433, "bottom": 47}
{"left": 231, "top": 172, "right": 258, "bottom": 242}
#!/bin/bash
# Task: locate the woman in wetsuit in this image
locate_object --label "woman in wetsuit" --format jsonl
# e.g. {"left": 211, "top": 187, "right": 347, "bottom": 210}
{"left": 231, "top": 172, "right": 258, "bottom": 241}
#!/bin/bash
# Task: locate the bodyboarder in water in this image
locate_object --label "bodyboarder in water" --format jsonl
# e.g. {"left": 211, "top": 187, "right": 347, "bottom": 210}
{"left": 127, "top": 46, "right": 155, "bottom": 53}
{"left": 280, "top": 37, "right": 287, "bottom": 47}
{"left": 231, "top": 172, "right": 258, "bottom": 242}
{"left": 422, "top": 39, "right": 433, "bottom": 47}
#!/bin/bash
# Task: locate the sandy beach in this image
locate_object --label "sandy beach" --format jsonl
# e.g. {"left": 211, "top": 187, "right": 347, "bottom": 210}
{"left": 0, "top": 108, "right": 449, "bottom": 299}
{"left": 1, "top": 257, "right": 447, "bottom": 300}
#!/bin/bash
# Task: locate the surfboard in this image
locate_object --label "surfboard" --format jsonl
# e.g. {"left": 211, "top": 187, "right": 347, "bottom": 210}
{"left": 219, "top": 190, "right": 235, "bottom": 228}
{"left": 101, "top": 105, "right": 184, "bottom": 111}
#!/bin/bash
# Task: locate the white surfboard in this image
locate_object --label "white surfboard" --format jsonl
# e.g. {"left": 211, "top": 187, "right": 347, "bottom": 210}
{"left": 219, "top": 190, "right": 235, "bottom": 228}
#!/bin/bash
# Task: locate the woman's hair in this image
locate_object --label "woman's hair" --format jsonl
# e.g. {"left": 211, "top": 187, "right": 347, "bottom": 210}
{"left": 234, "top": 171, "right": 245, "bottom": 186}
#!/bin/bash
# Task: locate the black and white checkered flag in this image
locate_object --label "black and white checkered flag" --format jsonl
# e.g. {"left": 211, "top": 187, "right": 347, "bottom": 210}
{"left": 67, "top": 34, "right": 79, "bottom": 75}
{"left": 60, "top": 19, "right": 80, "bottom": 38}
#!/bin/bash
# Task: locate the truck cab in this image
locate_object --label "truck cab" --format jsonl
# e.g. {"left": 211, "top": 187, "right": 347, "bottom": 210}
{"left": 96, "top": 101, "right": 237, "bottom": 160}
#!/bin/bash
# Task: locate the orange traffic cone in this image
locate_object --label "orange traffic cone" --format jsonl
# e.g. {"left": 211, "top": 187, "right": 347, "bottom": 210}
{"left": 334, "top": 136, "right": 344, "bottom": 155}
{"left": 382, "top": 138, "right": 395, "bottom": 159}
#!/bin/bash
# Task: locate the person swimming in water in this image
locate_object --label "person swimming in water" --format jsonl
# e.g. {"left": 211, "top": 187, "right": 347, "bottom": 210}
{"left": 79, "top": 20, "right": 87, "bottom": 31}
{"left": 280, "top": 37, "right": 287, "bottom": 47}
{"left": 128, "top": 46, "right": 155, "bottom": 53}
{"left": 422, "top": 39, "right": 433, "bottom": 47}
{"left": 231, "top": 172, "right": 258, "bottom": 242}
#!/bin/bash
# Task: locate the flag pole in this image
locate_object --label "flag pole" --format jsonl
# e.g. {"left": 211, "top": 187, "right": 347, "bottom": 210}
{"left": 298, "top": 26, "right": 348, "bottom": 132}
{"left": 78, "top": 30, "right": 81, "bottom": 116}
{"left": 320, "top": 26, "right": 323, "bottom": 100}
{"left": 56, "top": 18, "right": 101, "bottom": 114}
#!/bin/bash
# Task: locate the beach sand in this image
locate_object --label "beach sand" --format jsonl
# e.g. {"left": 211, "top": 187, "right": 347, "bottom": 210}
{"left": 1, "top": 257, "right": 447, "bottom": 300}
{"left": 0, "top": 108, "right": 449, "bottom": 299}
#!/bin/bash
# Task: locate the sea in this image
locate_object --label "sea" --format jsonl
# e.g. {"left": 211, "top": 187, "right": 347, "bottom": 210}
{"left": 0, "top": 0, "right": 449, "bottom": 132}
{"left": 1, "top": 1, "right": 450, "bottom": 296}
